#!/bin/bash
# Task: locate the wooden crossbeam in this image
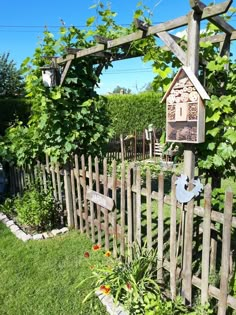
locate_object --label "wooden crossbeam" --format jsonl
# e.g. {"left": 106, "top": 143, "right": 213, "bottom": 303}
{"left": 57, "top": 0, "right": 234, "bottom": 65}
{"left": 60, "top": 60, "right": 72, "bottom": 86}
{"left": 198, "top": 0, "right": 234, "bottom": 34}
{"left": 157, "top": 31, "right": 187, "bottom": 65}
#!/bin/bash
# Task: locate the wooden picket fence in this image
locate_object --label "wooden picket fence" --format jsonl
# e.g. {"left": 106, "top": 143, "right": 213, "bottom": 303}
{"left": 9, "top": 155, "right": 236, "bottom": 315}
{"left": 106, "top": 129, "right": 157, "bottom": 162}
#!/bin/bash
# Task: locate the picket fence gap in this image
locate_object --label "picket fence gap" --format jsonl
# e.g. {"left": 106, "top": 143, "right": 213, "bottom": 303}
{"left": 9, "top": 155, "right": 236, "bottom": 314}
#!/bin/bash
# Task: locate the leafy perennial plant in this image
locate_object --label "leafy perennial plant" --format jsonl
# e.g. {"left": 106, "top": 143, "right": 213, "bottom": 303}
{"left": 77, "top": 242, "right": 213, "bottom": 314}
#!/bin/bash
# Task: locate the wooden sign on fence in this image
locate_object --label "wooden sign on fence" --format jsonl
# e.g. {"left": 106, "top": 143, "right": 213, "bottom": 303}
{"left": 86, "top": 189, "right": 114, "bottom": 211}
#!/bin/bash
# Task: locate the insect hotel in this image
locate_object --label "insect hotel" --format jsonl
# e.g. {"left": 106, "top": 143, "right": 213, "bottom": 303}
{"left": 162, "top": 66, "right": 210, "bottom": 143}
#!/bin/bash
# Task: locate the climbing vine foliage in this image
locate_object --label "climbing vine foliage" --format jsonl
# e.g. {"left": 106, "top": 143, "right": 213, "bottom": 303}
{"left": 0, "top": 1, "right": 157, "bottom": 166}
{"left": 0, "top": 2, "right": 235, "bottom": 181}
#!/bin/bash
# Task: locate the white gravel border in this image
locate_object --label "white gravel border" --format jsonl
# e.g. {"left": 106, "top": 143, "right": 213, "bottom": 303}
{"left": 96, "top": 291, "right": 129, "bottom": 315}
{"left": 0, "top": 212, "right": 69, "bottom": 242}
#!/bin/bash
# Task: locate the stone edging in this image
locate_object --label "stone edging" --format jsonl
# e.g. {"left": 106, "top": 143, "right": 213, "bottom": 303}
{"left": 95, "top": 291, "right": 129, "bottom": 315}
{"left": 0, "top": 212, "right": 69, "bottom": 242}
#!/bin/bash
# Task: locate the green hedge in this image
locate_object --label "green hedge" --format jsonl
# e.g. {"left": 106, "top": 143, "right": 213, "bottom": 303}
{"left": 0, "top": 98, "right": 31, "bottom": 135}
{"left": 105, "top": 92, "right": 166, "bottom": 134}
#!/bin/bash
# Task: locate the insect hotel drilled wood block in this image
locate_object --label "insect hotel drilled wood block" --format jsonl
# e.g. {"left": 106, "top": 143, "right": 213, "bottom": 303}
{"left": 162, "top": 66, "right": 210, "bottom": 144}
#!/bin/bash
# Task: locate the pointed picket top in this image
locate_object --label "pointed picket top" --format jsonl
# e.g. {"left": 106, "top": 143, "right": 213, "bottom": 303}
{"left": 162, "top": 66, "right": 210, "bottom": 103}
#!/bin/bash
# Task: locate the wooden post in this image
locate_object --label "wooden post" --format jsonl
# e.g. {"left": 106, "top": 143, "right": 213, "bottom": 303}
{"left": 170, "top": 174, "right": 177, "bottom": 300}
{"left": 182, "top": 8, "right": 201, "bottom": 305}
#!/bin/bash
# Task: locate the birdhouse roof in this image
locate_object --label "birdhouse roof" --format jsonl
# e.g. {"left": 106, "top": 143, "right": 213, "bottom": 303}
{"left": 162, "top": 66, "right": 210, "bottom": 102}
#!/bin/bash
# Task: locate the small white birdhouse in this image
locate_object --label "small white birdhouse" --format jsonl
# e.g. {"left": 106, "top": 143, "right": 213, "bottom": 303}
{"left": 162, "top": 66, "right": 210, "bottom": 144}
{"left": 41, "top": 65, "right": 60, "bottom": 87}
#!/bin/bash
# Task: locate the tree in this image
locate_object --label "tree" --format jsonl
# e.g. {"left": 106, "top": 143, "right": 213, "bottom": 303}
{"left": 112, "top": 85, "right": 132, "bottom": 94}
{"left": 0, "top": 53, "right": 24, "bottom": 97}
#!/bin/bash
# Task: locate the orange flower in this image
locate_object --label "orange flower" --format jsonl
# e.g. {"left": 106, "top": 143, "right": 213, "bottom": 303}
{"left": 104, "top": 251, "right": 111, "bottom": 257}
{"left": 84, "top": 252, "right": 90, "bottom": 258}
{"left": 126, "top": 282, "right": 132, "bottom": 290}
{"left": 100, "top": 285, "right": 111, "bottom": 295}
{"left": 92, "top": 244, "right": 101, "bottom": 251}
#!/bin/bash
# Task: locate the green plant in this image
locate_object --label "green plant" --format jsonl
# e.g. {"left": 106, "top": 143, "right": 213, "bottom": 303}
{"left": 144, "top": 294, "right": 188, "bottom": 315}
{"left": 78, "top": 242, "right": 162, "bottom": 314}
{"left": 13, "top": 183, "right": 57, "bottom": 231}
{"left": 0, "top": 197, "right": 16, "bottom": 217}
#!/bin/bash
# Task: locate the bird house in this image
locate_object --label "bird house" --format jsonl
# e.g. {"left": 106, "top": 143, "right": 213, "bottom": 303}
{"left": 41, "top": 65, "right": 60, "bottom": 87}
{"left": 162, "top": 66, "right": 210, "bottom": 144}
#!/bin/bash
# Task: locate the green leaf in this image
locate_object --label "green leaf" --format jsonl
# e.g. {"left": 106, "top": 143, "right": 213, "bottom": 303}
{"left": 217, "top": 142, "right": 234, "bottom": 159}
{"left": 86, "top": 16, "right": 95, "bottom": 26}
{"left": 224, "top": 128, "right": 236, "bottom": 145}
{"left": 206, "top": 112, "right": 221, "bottom": 123}
{"left": 51, "top": 91, "right": 61, "bottom": 100}
{"left": 207, "top": 142, "right": 216, "bottom": 151}
{"left": 213, "top": 154, "right": 225, "bottom": 167}
{"left": 206, "top": 127, "right": 220, "bottom": 137}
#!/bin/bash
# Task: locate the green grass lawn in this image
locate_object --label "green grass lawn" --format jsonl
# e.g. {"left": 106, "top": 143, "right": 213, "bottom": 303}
{"left": 0, "top": 223, "right": 108, "bottom": 315}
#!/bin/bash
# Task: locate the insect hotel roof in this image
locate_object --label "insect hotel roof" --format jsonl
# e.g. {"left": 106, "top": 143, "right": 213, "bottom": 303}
{"left": 162, "top": 66, "right": 210, "bottom": 144}
{"left": 162, "top": 66, "right": 210, "bottom": 103}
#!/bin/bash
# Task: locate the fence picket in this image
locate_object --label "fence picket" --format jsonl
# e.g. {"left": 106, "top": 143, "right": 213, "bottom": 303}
{"left": 70, "top": 168, "right": 78, "bottom": 230}
{"left": 111, "top": 160, "right": 117, "bottom": 258}
{"left": 88, "top": 156, "right": 95, "bottom": 243}
{"left": 136, "top": 167, "right": 141, "bottom": 247}
{"left": 81, "top": 155, "right": 89, "bottom": 236}
{"left": 218, "top": 188, "right": 233, "bottom": 315}
{"left": 120, "top": 161, "right": 126, "bottom": 258}
{"left": 64, "top": 166, "right": 74, "bottom": 228}
{"left": 95, "top": 157, "right": 102, "bottom": 244}
{"left": 157, "top": 173, "right": 164, "bottom": 283}
{"left": 55, "top": 163, "right": 63, "bottom": 225}
{"left": 146, "top": 169, "right": 152, "bottom": 250}
{"left": 51, "top": 162, "right": 58, "bottom": 200}
{"left": 127, "top": 165, "right": 133, "bottom": 262}
{"left": 41, "top": 164, "right": 47, "bottom": 193}
{"left": 201, "top": 184, "right": 212, "bottom": 304}
{"left": 74, "top": 155, "right": 83, "bottom": 233}
{"left": 103, "top": 158, "right": 109, "bottom": 250}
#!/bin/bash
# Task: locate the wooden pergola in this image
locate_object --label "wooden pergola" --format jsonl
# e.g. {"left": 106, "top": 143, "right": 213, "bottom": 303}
{"left": 54, "top": 0, "right": 235, "bottom": 87}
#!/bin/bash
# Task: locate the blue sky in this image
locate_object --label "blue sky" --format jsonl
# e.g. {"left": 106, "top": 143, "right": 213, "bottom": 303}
{"left": 0, "top": 0, "right": 235, "bottom": 94}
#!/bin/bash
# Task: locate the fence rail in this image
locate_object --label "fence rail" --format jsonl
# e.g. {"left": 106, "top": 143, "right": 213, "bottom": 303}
{"left": 9, "top": 155, "right": 236, "bottom": 315}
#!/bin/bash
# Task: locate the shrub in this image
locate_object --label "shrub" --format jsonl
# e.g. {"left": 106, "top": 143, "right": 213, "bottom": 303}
{"left": 13, "top": 184, "right": 56, "bottom": 231}
{"left": 105, "top": 92, "right": 165, "bottom": 134}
